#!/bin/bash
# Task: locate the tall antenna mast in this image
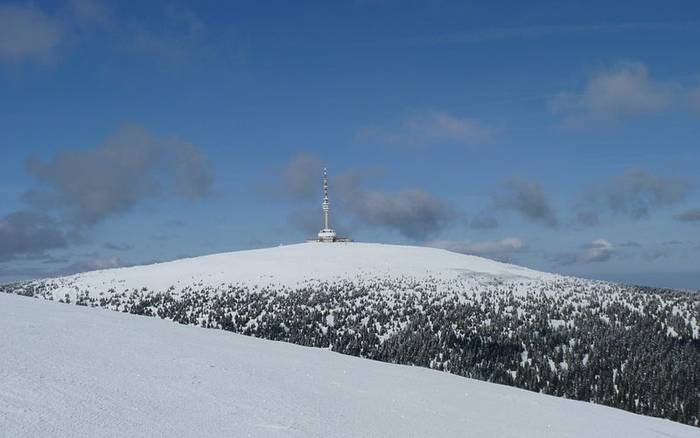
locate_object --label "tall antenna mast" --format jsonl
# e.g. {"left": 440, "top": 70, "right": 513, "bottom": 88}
{"left": 323, "top": 167, "right": 330, "bottom": 230}
{"left": 316, "top": 167, "right": 337, "bottom": 242}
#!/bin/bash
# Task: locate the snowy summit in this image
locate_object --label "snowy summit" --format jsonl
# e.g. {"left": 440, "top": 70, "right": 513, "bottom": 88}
{"left": 3, "top": 242, "right": 698, "bottom": 435}
{"left": 38, "top": 242, "right": 558, "bottom": 297}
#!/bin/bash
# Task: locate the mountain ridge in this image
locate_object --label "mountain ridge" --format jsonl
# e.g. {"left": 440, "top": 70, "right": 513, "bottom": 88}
{"left": 28, "top": 242, "right": 561, "bottom": 296}
{"left": 2, "top": 241, "right": 698, "bottom": 427}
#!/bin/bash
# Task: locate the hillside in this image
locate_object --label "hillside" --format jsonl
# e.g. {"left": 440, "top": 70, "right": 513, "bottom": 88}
{"left": 2, "top": 242, "right": 699, "bottom": 426}
{"left": 24, "top": 242, "right": 559, "bottom": 296}
{"left": 1, "top": 292, "right": 697, "bottom": 438}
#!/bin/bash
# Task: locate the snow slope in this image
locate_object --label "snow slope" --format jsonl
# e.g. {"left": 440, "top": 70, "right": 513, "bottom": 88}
{"left": 1, "top": 293, "right": 695, "bottom": 438}
{"left": 35, "top": 242, "right": 560, "bottom": 296}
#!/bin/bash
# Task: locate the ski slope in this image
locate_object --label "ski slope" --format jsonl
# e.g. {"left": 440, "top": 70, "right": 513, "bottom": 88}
{"left": 1, "top": 293, "right": 695, "bottom": 438}
{"left": 32, "top": 242, "right": 560, "bottom": 296}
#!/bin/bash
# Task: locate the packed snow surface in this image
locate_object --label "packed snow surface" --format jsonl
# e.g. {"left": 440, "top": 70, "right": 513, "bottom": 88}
{"left": 1, "top": 293, "right": 695, "bottom": 438}
{"left": 42, "top": 242, "right": 559, "bottom": 294}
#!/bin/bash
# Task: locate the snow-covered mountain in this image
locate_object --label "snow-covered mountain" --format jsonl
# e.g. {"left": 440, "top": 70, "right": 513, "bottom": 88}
{"left": 1, "top": 292, "right": 696, "bottom": 438}
{"left": 33, "top": 242, "right": 560, "bottom": 297}
{"left": 2, "top": 242, "right": 699, "bottom": 428}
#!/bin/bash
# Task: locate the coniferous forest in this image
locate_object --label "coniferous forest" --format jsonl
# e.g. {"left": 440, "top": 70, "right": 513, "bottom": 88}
{"left": 2, "top": 277, "right": 698, "bottom": 426}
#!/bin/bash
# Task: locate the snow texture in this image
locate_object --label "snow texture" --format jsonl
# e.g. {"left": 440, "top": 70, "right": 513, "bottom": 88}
{"left": 32, "top": 242, "right": 560, "bottom": 297}
{"left": 1, "top": 293, "right": 696, "bottom": 438}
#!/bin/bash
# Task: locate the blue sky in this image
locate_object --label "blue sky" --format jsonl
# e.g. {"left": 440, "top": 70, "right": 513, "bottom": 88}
{"left": 1, "top": 0, "right": 700, "bottom": 289}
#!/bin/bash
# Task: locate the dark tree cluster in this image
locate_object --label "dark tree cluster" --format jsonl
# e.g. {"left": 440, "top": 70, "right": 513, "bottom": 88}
{"left": 2, "top": 276, "right": 699, "bottom": 426}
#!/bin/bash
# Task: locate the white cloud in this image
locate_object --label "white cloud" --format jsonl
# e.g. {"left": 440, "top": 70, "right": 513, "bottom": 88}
{"left": 260, "top": 152, "right": 322, "bottom": 201}
{"left": 352, "top": 189, "right": 456, "bottom": 240}
{"left": 675, "top": 208, "right": 700, "bottom": 223}
{"left": 573, "top": 169, "right": 691, "bottom": 226}
{"left": 555, "top": 239, "right": 616, "bottom": 265}
{"left": 358, "top": 110, "right": 493, "bottom": 147}
{"left": 0, "top": 1, "right": 207, "bottom": 67}
{"left": 580, "top": 239, "right": 615, "bottom": 262}
{"left": 495, "top": 178, "right": 558, "bottom": 227}
{"left": 550, "top": 63, "right": 674, "bottom": 127}
{"left": 25, "top": 124, "right": 213, "bottom": 225}
{"left": 427, "top": 238, "right": 525, "bottom": 261}
{"left": 0, "top": 4, "right": 65, "bottom": 64}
